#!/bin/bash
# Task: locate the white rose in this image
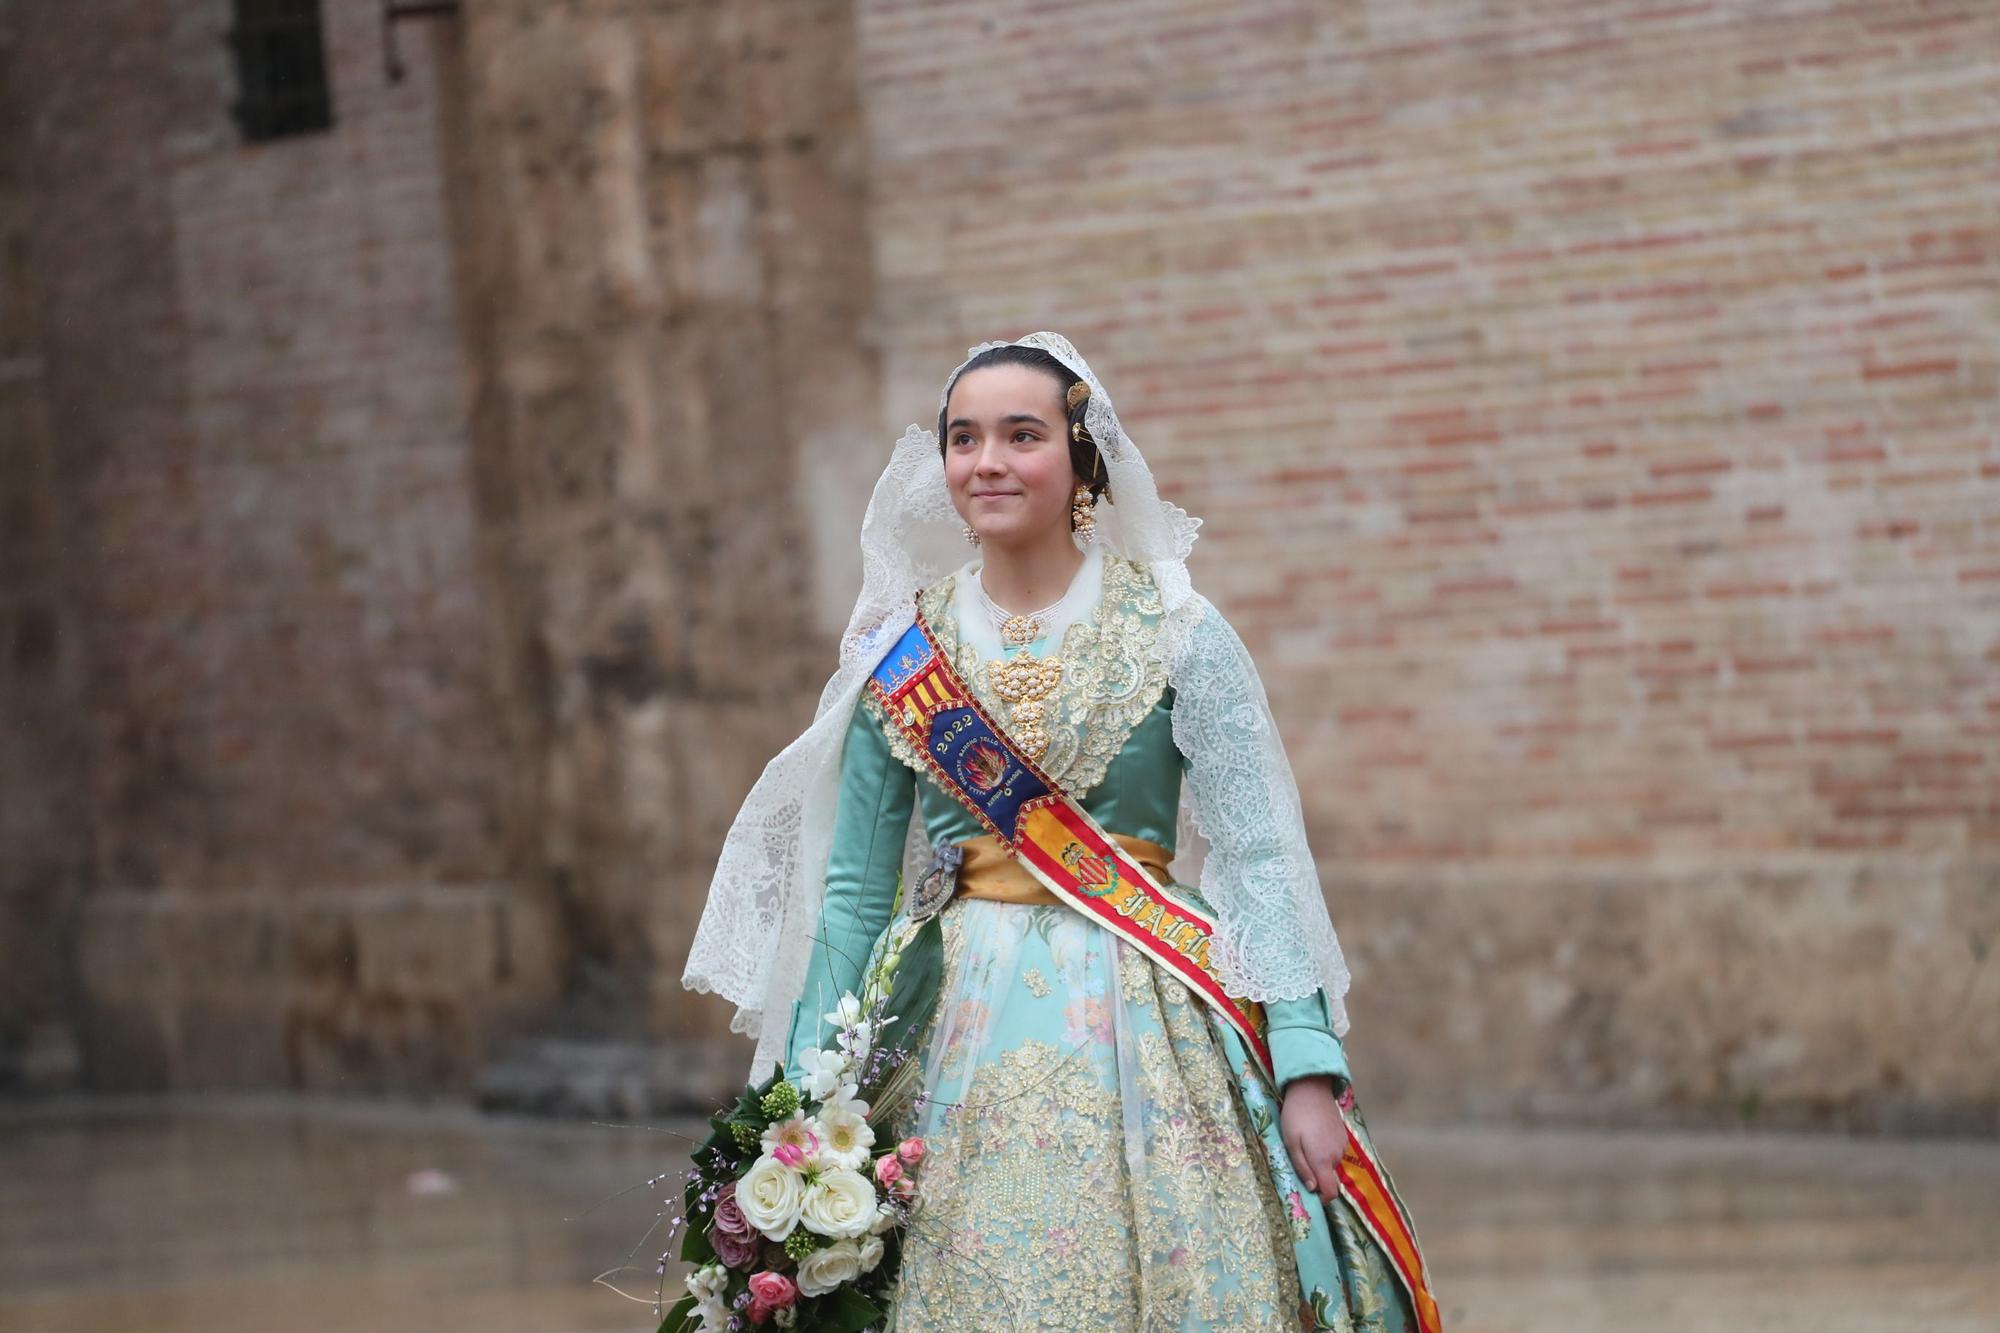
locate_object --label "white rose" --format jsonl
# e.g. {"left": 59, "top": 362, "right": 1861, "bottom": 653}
{"left": 815, "top": 1102, "right": 876, "bottom": 1170}
{"left": 736, "top": 1153, "right": 807, "bottom": 1240}
{"left": 794, "top": 1238, "right": 864, "bottom": 1297}
{"left": 799, "top": 1165, "right": 878, "bottom": 1239}
{"left": 868, "top": 1201, "right": 898, "bottom": 1235}
{"left": 857, "top": 1233, "right": 885, "bottom": 1273}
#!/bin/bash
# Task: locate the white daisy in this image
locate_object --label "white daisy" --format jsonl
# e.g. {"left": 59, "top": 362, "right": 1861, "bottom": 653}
{"left": 815, "top": 1100, "right": 876, "bottom": 1170}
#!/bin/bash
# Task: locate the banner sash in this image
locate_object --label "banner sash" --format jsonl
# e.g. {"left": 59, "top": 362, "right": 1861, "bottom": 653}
{"left": 866, "top": 614, "right": 1271, "bottom": 1074}
{"left": 866, "top": 612, "right": 1443, "bottom": 1332}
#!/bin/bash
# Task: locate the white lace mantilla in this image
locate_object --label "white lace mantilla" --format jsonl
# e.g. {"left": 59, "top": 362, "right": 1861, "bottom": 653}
{"left": 683, "top": 331, "right": 1354, "bottom": 1079}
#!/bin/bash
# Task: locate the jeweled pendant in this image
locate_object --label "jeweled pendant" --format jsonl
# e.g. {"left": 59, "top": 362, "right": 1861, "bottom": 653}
{"left": 999, "top": 613, "right": 1042, "bottom": 647}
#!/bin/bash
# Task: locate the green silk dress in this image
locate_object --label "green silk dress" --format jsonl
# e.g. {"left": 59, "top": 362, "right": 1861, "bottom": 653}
{"left": 783, "top": 549, "right": 1422, "bottom": 1331}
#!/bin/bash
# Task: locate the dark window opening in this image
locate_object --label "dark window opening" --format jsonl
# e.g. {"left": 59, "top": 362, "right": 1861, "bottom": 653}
{"left": 228, "top": 0, "right": 334, "bottom": 142}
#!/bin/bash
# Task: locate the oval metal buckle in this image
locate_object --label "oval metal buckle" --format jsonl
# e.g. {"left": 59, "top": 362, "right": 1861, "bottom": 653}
{"left": 907, "top": 837, "right": 964, "bottom": 922}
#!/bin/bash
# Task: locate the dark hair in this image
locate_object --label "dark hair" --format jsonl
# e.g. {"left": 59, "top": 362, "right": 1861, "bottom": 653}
{"left": 937, "top": 345, "right": 1108, "bottom": 500}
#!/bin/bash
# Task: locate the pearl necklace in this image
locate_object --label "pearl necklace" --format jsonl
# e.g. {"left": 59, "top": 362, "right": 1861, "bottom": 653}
{"left": 976, "top": 577, "right": 1075, "bottom": 648}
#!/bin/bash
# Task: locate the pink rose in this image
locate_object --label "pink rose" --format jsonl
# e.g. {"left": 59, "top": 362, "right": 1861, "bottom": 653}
{"left": 873, "top": 1153, "right": 903, "bottom": 1187}
{"left": 747, "top": 1272, "right": 797, "bottom": 1311}
{"left": 710, "top": 1182, "right": 762, "bottom": 1270}
{"left": 712, "top": 1225, "right": 759, "bottom": 1270}
{"left": 713, "top": 1183, "right": 755, "bottom": 1241}
{"left": 895, "top": 1137, "right": 926, "bottom": 1165}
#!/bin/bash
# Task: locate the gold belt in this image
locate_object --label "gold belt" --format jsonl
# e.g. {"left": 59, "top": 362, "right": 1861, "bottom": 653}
{"left": 953, "top": 832, "right": 1175, "bottom": 906}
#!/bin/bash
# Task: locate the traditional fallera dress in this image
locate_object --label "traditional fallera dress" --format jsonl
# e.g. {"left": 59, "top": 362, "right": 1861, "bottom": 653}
{"left": 780, "top": 543, "right": 1431, "bottom": 1331}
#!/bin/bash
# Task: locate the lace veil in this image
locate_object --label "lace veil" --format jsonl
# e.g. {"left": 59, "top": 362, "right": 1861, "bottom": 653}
{"left": 682, "top": 332, "right": 1353, "bottom": 1076}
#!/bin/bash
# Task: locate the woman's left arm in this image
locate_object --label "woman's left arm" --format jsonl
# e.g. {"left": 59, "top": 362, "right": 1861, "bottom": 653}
{"left": 781, "top": 697, "right": 917, "bottom": 1079}
{"left": 1170, "top": 604, "right": 1355, "bottom": 1199}
{"left": 1272, "top": 987, "right": 1353, "bottom": 1205}
{"left": 1268, "top": 988, "right": 1351, "bottom": 1098}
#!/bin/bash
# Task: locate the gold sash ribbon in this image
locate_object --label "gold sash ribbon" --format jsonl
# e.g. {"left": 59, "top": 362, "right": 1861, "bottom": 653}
{"left": 954, "top": 832, "right": 1174, "bottom": 907}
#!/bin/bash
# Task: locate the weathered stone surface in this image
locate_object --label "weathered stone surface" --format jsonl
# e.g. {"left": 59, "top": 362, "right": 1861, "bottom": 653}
{"left": 74, "top": 886, "right": 562, "bottom": 1092}
{"left": 443, "top": 0, "right": 881, "bottom": 1041}
{"left": 1, "top": 0, "right": 558, "bottom": 1091}
{"left": 475, "top": 1034, "right": 744, "bottom": 1118}
{"left": 1331, "top": 854, "right": 2000, "bottom": 1133}
{"left": 0, "top": 0, "right": 84, "bottom": 1092}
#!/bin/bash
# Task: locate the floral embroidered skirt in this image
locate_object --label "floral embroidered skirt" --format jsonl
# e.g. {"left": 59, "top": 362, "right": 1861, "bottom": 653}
{"left": 873, "top": 897, "right": 1418, "bottom": 1332}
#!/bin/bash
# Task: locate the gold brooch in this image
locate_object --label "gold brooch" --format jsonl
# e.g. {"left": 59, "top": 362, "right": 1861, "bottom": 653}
{"left": 987, "top": 655, "right": 1063, "bottom": 761}
{"left": 998, "top": 613, "right": 1042, "bottom": 647}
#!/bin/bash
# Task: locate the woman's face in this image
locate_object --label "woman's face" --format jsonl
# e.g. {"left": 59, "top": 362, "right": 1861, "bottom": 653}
{"left": 943, "top": 364, "right": 1078, "bottom": 550}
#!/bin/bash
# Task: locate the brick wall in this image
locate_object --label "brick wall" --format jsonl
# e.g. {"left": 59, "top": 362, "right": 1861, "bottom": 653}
{"left": 0, "top": 0, "right": 84, "bottom": 1090}
{"left": 10, "top": 0, "right": 558, "bottom": 1090}
{"left": 856, "top": 0, "right": 1999, "bottom": 1130}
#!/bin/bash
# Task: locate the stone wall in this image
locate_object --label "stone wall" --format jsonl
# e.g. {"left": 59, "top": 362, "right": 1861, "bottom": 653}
{"left": 5, "top": 0, "right": 559, "bottom": 1091}
{"left": 0, "top": 0, "right": 84, "bottom": 1091}
{"left": 443, "top": 0, "right": 881, "bottom": 1053}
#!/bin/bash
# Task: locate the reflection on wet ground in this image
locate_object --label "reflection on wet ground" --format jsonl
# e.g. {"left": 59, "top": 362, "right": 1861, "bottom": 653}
{"left": 1, "top": 1098, "right": 1995, "bottom": 1332}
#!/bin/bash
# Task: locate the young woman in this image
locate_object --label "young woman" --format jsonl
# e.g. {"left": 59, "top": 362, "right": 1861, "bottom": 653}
{"left": 685, "top": 333, "right": 1439, "bottom": 1331}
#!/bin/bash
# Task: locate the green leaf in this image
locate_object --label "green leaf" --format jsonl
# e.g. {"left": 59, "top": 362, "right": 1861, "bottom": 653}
{"left": 730, "top": 1086, "right": 765, "bottom": 1126}
{"left": 689, "top": 1067, "right": 785, "bottom": 1193}
{"left": 678, "top": 1219, "right": 715, "bottom": 1266}
{"left": 875, "top": 915, "right": 944, "bottom": 1066}
{"left": 820, "top": 1285, "right": 884, "bottom": 1333}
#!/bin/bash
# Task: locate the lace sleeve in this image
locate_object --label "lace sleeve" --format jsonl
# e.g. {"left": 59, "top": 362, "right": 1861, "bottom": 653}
{"left": 1167, "top": 600, "right": 1352, "bottom": 1034}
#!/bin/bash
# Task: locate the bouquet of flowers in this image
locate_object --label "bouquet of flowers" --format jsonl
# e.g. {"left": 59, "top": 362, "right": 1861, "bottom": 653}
{"left": 657, "top": 916, "right": 944, "bottom": 1333}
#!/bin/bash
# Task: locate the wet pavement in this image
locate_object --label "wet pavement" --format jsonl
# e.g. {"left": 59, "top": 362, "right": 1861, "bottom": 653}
{"left": 1, "top": 1097, "right": 1994, "bottom": 1332}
